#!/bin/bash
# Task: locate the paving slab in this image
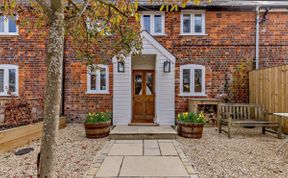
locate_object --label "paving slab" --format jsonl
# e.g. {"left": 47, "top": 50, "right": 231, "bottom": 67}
{"left": 108, "top": 142, "right": 143, "bottom": 156}
{"left": 119, "top": 156, "right": 189, "bottom": 177}
{"left": 159, "top": 142, "right": 178, "bottom": 156}
{"left": 115, "top": 140, "right": 143, "bottom": 144}
{"left": 85, "top": 139, "right": 198, "bottom": 178}
{"left": 95, "top": 156, "right": 123, "bottom": 177}
{"left": 144, "top": 140, "right": 161, "bottom": 156}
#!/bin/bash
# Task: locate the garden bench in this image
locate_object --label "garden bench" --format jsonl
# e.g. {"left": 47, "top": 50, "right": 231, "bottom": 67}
{"left": 218, "top": 103, "right": 282, "bottom": 139}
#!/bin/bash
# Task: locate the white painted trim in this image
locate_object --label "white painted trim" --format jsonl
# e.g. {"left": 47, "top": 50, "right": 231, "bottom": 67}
{"left": 141, "top": 31, "right": 176, "bottom": 62}
{"left": 180, "top": 11, "right": 206, "bottom": 35}
{"left": 0, "top": 15, "right": 19, "bottom": 36}
{"left": 86, "top": 64, "right": 109, "bottom": 94}
{"left": 0, "top": 64, "right": 19, "bottom": 96}
{"left": 128, "top": 55, "right": 132, "bottom": 122}
{"left": 180, "top": 64, "right": 206, "bottom": 96}
{"left": 140, "top": 11, "right": 165, "bottom": 35}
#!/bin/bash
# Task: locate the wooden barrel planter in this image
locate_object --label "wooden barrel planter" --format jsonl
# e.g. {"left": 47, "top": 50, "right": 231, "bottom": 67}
{"left": 177, "top": 121, "right": 204, "bottom": 139}
{"left": 84, "top": 121, "right": 111, "bottom": 139}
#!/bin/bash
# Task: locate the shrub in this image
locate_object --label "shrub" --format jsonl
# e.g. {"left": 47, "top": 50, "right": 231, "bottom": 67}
{"left": 85, "top": 111, "right": 112, "bottom": 123}
{"left": 177, "top": 112, "right": 206, "bottom": 124}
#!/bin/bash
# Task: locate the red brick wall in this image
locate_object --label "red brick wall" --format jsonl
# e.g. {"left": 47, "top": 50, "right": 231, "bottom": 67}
{"left": 152, "top": 11, "right": 288, "bottom": 115}
{"left": 0, "top": 10, "right": 287, "bottom": 122}
{"left": 0, "top": 15, "right": 47, "bottom": 116}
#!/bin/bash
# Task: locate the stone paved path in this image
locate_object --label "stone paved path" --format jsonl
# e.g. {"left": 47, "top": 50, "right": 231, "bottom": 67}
{"left": 85, "top": 140, "right": 198, "bottom": 178}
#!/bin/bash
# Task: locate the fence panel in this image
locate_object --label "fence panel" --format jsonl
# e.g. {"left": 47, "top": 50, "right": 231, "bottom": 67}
{"left": 249, "top": 64, "right": 288, "bottom": 134}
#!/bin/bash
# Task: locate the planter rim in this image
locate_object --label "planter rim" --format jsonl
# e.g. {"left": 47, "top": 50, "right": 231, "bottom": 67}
{"left": 84, "top": 120, "right": 111, "bottom": 125}
{"left": 177, "top": 120, "right": 205, "bottom": 125}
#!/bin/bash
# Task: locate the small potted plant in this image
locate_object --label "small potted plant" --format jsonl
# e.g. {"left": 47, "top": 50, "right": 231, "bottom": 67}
{"left": 84, "top": 111, "right": 112, "bottom": 139}
{"left": 177, "top": 112, "right": 206, "bottom": 139}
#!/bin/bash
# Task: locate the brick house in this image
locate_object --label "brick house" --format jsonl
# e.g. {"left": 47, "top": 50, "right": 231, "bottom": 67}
{"left": 0, "top": 1, "right": 288, "bottom": 125}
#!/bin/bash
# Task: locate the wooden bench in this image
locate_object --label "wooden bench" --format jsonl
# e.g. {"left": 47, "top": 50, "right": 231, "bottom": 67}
{"left": 218, "top": 103, "right": 282, "bottom": 139}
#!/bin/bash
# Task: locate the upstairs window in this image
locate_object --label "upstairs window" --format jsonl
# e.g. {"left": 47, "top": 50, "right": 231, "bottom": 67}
{"left": 180, "top": 64, "right": 205, "bottom": 96}
{"left": 181, "top": 11, "right": 205, "bottom": 35}
{"left": 141, "top": 12, "right": 165, "bottom": 35}
{"left": 0, "top": 65, "right": 18, "bottom": 96}
{"left": 87, "top": 64, "right": 109, "bottom": 94}
{"left": 0, "top": 15, "right": 18, "bottom": 35}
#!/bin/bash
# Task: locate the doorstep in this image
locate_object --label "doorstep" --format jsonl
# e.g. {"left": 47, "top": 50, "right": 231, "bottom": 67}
{"left": 109, "top": 126, "right": 177, "bottom": 140}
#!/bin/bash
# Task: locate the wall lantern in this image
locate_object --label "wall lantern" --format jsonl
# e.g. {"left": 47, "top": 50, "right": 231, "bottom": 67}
{"left": 118, "top": 61, "right": 125, "bottom": 73}
{"left": 163, "top": 60, "right": 171, "bottom": 73}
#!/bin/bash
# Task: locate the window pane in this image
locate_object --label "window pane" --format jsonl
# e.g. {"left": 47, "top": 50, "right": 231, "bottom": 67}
{"left": 8, "top": 16, "right": 17, "bottom": 33}
{"left": 183, "top": 69, "right": 190, "bottom": 93}
{"left": 154, "top": 15, "right": 162, "bottom": 33}
{"left": 194, "top": 69, "right": 202, "bottom": 93}
{"left": 183, "top": 14, "right": 191, "bottom": 33}
{"left": 143, "top": 15, "right": 151, "bottom": 33}
{"left": 194, "top": 14, "right": 203, "bottom": 33}
{"left": 90, "top": 74, "right": 96, "bottom": 90}
{"left": 100, "top": 68, "right": 106, "bottom": 91}
{"left": 0, "top": 69, "right": 4, "bottom": 92}
{"left": 146, "top": 72, "right": 153, "bottom": 95}
{"left": 0, "top": 16, "right": 4, "bottom": 32}
{"left": 134, "top": 73, "right": 143, "bottom": 95}
{"left": 9, "top": 69, "right": 16, "bottom": 92}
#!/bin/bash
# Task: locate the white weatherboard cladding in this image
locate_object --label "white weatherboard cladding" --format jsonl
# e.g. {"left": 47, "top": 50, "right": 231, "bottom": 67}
{"left": 113, "top": 56, "right": 132, "bottom": 125}
{"left": 113, "top": 31, "right": 175, "bottom": 125}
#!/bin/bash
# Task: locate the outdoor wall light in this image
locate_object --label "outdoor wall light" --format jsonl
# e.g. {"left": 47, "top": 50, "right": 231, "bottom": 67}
{"left": 117, "top": 61, "right": 125, "bottom": 73}
{"left": 163, "top": 60, "right": 171, "bottom": 73}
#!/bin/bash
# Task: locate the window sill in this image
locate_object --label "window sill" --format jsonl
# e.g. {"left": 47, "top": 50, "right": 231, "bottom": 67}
{"left": 86, "top": 91, "right": 110, "bottom": 95}
{"left": 179, "top": 33, "right": 208, "bottom": 36}
{"left": 0, "top": 33, "right": 19, "bottom": 37}
{"left": 179, "top": 93, "right": 207, "bottom": 97}
{"left": 151, "top": 33, "right": 167, "bottom": 37}
{"left": 0, "top": 94, "right": 18, "bottom": 97}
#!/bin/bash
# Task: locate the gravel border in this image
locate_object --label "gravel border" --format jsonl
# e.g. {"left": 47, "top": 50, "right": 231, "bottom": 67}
{"left": 0, "top": 124, "right": 107, "bottom": 177}
{"left": 177, "top": 127, "right": 288, "bottom": 178}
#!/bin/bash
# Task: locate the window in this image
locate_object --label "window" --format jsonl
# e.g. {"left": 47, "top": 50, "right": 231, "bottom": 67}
{"left": 180, "top": 11, "right": 205, "bottom": 35}
{"left": 0, "top": 15, "right": 18, "bottom": 35}
{"left": 87, "top": 64, "right": 109, "bottom": 94}
{"left": 0, "top": 65, "right": 18, "bottom": 96}
{"left": 180, "top": 64, "right": 205, "bottom": 96}
{"left": 141, "top": 12, "right": 165, "bottom": 35}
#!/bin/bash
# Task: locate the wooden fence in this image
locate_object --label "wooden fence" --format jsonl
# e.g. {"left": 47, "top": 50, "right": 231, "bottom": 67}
{"left": 249, "top": 64, "right": 288, "bottom": 133}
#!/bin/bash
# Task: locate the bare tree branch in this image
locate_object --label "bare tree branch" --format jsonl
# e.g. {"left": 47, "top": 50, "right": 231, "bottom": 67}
{"left": 65, "top": 0, "right": 90, "bottom": 24}
{"left": 35, "top": 0, "right": 52, "bottom": 17}
{"left": 96, "top": 0, "right": 128, "bottom": 18}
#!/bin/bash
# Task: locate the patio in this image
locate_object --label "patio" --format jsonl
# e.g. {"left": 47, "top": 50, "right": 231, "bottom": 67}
{"left": 0, "top": 124, "right": 287, "bottom": 177}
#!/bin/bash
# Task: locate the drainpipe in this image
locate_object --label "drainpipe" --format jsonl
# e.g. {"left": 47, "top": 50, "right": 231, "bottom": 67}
{"left": 60, "top": 39, "right": 66, "bottom": 116}
{"left": 255, "top": 6, "right": 260, "bottom": 69}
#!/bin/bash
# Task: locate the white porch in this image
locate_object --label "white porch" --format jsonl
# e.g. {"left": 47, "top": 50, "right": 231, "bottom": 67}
{"left": 112, "top": 31, "right": 176, "bottom": 125}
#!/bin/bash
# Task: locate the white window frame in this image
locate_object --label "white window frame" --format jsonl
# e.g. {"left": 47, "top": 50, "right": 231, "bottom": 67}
{"left": 0, "top": 64, "right": 19, "bottom": 96}
{"left": 141, "top": 11, "right": 165, "bottom": 36}
{"left": 180, "top": 64, "right": 206, "bottom": 96}
{"left": 87, "top": 64, "right": 109, "bottom": 94}
{"left": 0, "top": 15, "right": 19, "bottom": 36}
{"left": 180, "top": 11, "right": 206, "bottom": 35}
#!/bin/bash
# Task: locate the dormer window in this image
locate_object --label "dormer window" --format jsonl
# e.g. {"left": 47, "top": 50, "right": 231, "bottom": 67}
{"left": 0, "top": 15, "right": 18, "bottom": 35}
{"left": 141, "top": 12, "right": 165, "bottom": 35}
{"left": 181, "top": 11, "right": 205, "bottom": 35}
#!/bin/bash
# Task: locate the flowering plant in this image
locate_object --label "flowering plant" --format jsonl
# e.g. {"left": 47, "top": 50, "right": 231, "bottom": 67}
{"left": 177, "top": 112, "right": 206, "bottom": 124}
{"left": 85, "top": 111, "right": 112, "bottom": 123}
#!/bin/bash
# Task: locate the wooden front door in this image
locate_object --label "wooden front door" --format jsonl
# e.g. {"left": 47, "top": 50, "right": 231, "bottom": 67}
{"left": 132, "top": 70, "right": 155, "bottom": 123}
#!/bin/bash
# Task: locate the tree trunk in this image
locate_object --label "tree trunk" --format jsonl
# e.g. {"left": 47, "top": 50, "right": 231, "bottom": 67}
{"left": 39, "top": 0, "right": 64, "bottom": 177}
